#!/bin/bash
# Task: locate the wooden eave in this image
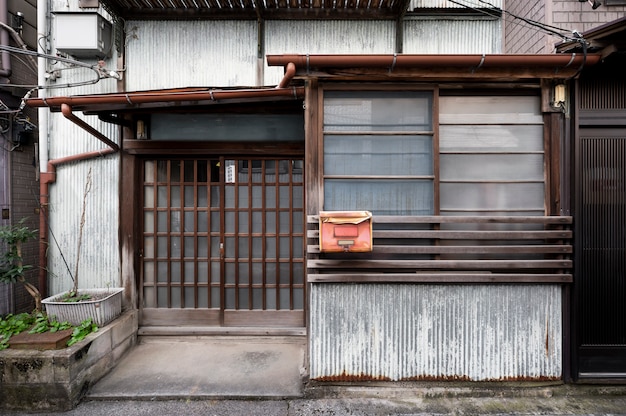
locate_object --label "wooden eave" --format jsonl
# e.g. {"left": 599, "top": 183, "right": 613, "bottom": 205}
{"left": 100, "top": 0, "right": 412, "bottom": 20}
{"left": 556, "top": 16, "right": 626, "bottom": 56}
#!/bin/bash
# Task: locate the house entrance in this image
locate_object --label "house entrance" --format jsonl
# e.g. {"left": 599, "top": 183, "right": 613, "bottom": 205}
{"left": 575, "top": 129, "right": 626, "bottom": 378}
{"left": 140, "top": 157, "right": 305, "bottom": 327}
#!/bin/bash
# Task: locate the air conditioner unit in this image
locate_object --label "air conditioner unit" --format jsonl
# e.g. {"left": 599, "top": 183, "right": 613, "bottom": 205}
{"left": 54, "top": 12, "right": 112, "bottom": 59}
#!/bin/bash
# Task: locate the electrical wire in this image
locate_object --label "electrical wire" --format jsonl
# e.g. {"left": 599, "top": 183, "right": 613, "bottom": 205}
{"left": 0, "top": 45, "right": 103, "bottom": 91}
{"left": 447, "top": 0, "right": 584, "bottom": 43}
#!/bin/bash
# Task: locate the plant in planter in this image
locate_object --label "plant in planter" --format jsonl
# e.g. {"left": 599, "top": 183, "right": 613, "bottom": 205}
{"left": 42, "top": 168, "right": 123, "bottom": 326}
{"left": 0, "top": 218, "right": 41, "bottom": 312}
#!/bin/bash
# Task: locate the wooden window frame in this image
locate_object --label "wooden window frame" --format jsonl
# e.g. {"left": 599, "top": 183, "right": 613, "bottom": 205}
{"left": 318, "top": 84, "right": 440, "bottom": 215}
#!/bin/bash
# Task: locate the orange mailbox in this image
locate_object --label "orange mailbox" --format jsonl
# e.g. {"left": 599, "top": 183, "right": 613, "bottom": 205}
{"left": 319, "top": 211, "right": 373, "bottom": 253}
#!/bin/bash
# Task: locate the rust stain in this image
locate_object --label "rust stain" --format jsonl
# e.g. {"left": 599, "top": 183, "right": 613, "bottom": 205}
{"left": 313, "top": 374, "right": 561, "bottom": 382}
{"left": 313, "top": 372, "right": 392, "bottom": 382}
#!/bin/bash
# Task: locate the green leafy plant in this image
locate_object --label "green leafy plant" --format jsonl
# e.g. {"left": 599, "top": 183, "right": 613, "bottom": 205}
{"left": 0, "top": 313, "right": 97, "bottom": 350}
{"left": 28, "top": 313, "right": 71, "bottom": 334}
{"left": 0, "top": 219, "right": 41, "bottom": 311}
{"left": 67, "top": 317, "right": 98, "bottom": 346}
{"left": 0, "top": 313, "right": 36, "bottom": 349}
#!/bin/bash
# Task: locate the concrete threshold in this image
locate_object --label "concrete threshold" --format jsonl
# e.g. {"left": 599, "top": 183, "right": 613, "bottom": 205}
{"left": 87, "top": 334, "right": 307, "bottom": 400}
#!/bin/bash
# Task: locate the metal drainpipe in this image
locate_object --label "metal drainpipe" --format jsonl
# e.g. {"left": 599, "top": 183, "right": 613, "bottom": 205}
{"left": 0, "top": 0, "right": 11, "bottom": 77}
{"left": 37, "top": 0, "right": 48, "bottom": 298}
{"left": 39, "top": 104, "right": 119, "bottom": 298}
{"left": 277, "top": 62, "right": 296, "bottom": 89}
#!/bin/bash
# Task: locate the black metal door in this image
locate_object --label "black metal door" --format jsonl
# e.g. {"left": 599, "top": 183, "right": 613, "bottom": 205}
{"left": 575, "top": 129, "right": 626, "bottom": 378}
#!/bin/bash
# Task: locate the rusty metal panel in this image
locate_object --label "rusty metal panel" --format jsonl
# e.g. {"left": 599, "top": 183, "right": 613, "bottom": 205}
{"left": 310, "top": 284, "right": 562, "bottom": 381}
{"left": 264, "top": 20, "right": 395, "bottom": 85}
{"left": 125, "top": 20, "right": 257, "bottom": 90}
{"left": 403, "top": 18, "right": 502, "bottom": 54}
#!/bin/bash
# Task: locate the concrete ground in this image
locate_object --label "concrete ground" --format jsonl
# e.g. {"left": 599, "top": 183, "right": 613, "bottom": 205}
{"left": 6, "top": 336, "right": 626, "bottom": 415}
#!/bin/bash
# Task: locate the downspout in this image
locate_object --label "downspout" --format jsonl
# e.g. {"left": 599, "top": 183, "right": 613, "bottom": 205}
{"left": 37, "top": 0, "right": 48, "bottom": 297}
{"left": 0, "top": 0, "right": 11, "bottom": 77}
{"left": 277, "top": 62, "right": 296, "bottom": 89}
{"left": 39, "top": 104, "right": 119, "bottom": 297}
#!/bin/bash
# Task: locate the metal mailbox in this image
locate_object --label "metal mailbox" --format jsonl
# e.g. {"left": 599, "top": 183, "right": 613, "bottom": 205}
{"left": 319, "top": 211, "right": 373, "bottom": 253}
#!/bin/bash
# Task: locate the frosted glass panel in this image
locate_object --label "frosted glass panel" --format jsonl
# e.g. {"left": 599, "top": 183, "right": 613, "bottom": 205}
{"left": 440, "top": 125, "right": 543, "bottom": 151}
{"left": 144, "top": 212, "right": 154, "bottom": 233}
{"left": 441, "top": 154, "right": 544, "bottom": 181}
{"left": 325, "top": 179, "right": 434, "bottom": 215}
{"left": 440, "top": 96, "right": 542, "bottom": 124}
{"left": 144, "top": 186, "right": 154, "bottom": 208}
{"left": 440, "top": 183, "right": 545, "bottom": 211}
{"left": 324, "top": 91, "right": 433, "bottom": 131}
{"left": 325, "top": 135, "right": 433, "bottom": 176}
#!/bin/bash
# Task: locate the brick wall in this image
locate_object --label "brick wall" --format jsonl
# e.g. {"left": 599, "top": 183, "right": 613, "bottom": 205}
{"left": 506, "top": 1, "right": 626, "bottom": 54}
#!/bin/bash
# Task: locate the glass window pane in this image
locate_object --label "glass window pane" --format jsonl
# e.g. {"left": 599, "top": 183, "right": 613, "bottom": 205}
{"left": 144, "top": 186, "right": 154, "bottom": 208}
{"left": 238, "top": 185, "right": 249, "bottom": 208}
{"left": 238, "top": 212, "right": 249, "bottom": 234}
{"left": 157, "top": 186, "right": 168, "bottom": 207}
{"left": 252, "top": 212, "right": 263, "bottom": 233}
{"left": 157, "top": 261, "right": 167, "bottom": 281}
{"left": 184, "top": 262, "right": 195, "bottom": 283}
{"left": 293, "top": 288, "right": 304, "bottom": 309}
{"left": 144, "top": 287, "right": 155, "bottom": 307}
{"left": 440, "top": 154, "right": 544, "bottom": 181}
{"left": 440, "top": 125, "right": 543, "bottom": 152}
{"left": 239, "top": 237, "right": 249, "bottom": 258}
{"left": 198, "top": 287, "right": 208, "bottom": 308}
{"left": 239, "top": 288, "right": 249, "bottom": 309}
{"left": 157, "top": 287, "right": 168, "bottom": 307}
{"left": 293, "top": 186, "right": 303, "bottom": 209}
{"left": 440, "top": 183, "right": 545, "bottom": 211}
{"left": 184, "top": 236, "right": 195, "bottom": 257}
{"left": 266, "top": 187, "right": 276, "bottom": 208}
{"left": 157, "top": 161, "right": 168, "bottom": 182}
{"left": 144, "top": 160, "right": 155, "bottom": 182}
{"left": 171, "top": 262, "right": 181, "bottom": 282}
{"left": 157, "top": 237, "right": 168, "bottom": 257}
{"left": 184, "top": 161, "right": 195, "bottom": 182}
{"left": 170, "top": 161, "right": 181, "bottom": 182}
{"left": 184, "top": 212, "right": 195, "bottom": 232}
{"left": 197, "top": 160, "right": 208, "bottom": 183}
{"left": 225, "top": 186, "right": 235, "bottom": 208}
{"left": 171, "top": 236, "right": 181, "bottom": 257}
{"left": 170, "top": 211, "right": 181, "bottom": 232}
{"left": 439, "top": 96, "right": 541, "bottom": 124}
{"left": 198, "top": 262, "right": 208, "bottom": 283}
{"left": 198, "top": 186, "right": 208, "bottom": 206}
{"left": 324, "top": 91, "right": 433, "bottom": 131}
{"left": 225, "top": 212, "right": 235, "bottom": 233}
{"left": 324, "top": 135, "right": 433, "bottom": 176}
{"left": 324, "top": 179, "right": 434, "bottom": 215}
{"left": 184, "top": 287, "right": 195, "bottom": 308}
{"left": 184, "top": 186, "right": 194, "bottom": 207}
{"left": 168, "top": 287, "right": 179, "bottom": 308}
{"left": 171, "top": 186, "right": 181, "bottom": 208}
{"left": 144, "top": 212, "right": 154, "bottom": 233}
{"left": 143, "top": 261, "right": 154, "bottom": 283}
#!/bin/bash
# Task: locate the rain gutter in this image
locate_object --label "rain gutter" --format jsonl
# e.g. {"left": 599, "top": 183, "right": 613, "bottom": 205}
{"left": 26, "top": 86, "right": 305, "bottom": 109}
{"left": 266, "top": 53, "right": 602, "bottom": 72}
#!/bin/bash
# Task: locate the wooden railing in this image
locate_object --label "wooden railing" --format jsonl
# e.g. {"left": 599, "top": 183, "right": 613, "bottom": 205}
{"left": 307, "top": 215, "right": 573, "bottom": 284}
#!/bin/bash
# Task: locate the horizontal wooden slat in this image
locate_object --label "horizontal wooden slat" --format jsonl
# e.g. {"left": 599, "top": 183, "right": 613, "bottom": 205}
{"left": 307, "top": 244, "right": 573, "bottom": 254}
{"left": 308, "top": 273, "right": 573, "bottom": 283}
{"left": 308, "top": 215, "right": 573, "bottom": 224}
{"left": 306, "top": 215, "right": 573, "bottom": 284}
{"left": 308, "top": 259, "right": 572, "bottom": 269}
{"left": 308, "top": 229, "right": 572, "bottom": 239}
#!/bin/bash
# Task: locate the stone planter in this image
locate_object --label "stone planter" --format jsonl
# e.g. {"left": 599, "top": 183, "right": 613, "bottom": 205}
{"left": 42, "top": 288, "right": 124, "bottom": 327}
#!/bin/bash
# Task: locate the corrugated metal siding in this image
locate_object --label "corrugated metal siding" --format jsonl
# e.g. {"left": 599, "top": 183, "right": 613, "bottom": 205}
{"left": 310, "top": 284, "right": 562, "bottom": 381}
{"left": 264, "top": 20, "right": 395, "bottom": 85}
{"left": 411, "top": 0, "right": 502, "bottom": 8}
{"left": 46, "top": 109, "right": 121, "bottom": 295}
{"left": 125, "top": 21, "right": 257, "bottom": 90}
{"left": 46, "top": 16, "right": 122, "bottom": 294}
{"left": 403, "top": 18, "right": 502, "bottom": 54}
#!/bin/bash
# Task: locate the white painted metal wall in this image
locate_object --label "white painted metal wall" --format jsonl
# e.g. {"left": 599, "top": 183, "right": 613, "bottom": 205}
{"left": 125, "top": 21, "right": 258, "bottom": 90}
{"left": 404, "top": 17, "right": 502, "bottom": 54}
{"left": 45, "top": 2, "right": 122, "bottom": 294}
{"left": 310, "top": 284, "right": 562, "bottom": 381}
